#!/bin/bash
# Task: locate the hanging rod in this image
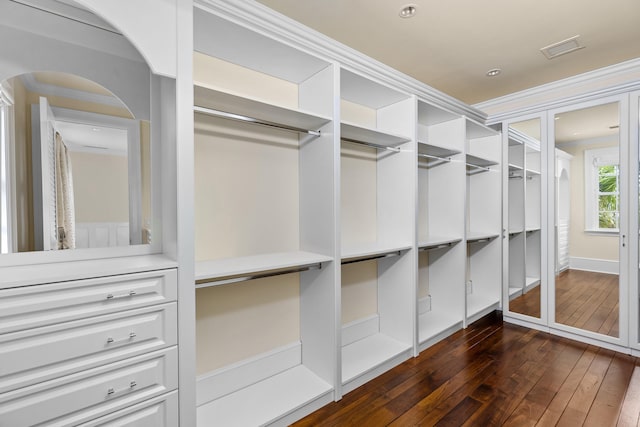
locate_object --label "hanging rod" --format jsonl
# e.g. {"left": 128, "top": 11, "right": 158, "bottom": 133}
{"left": 341, "top": 250, "right": 402, "bottom": 265}
{"left": 342, "top": 138, "right": 401, "bottom": 153}
{"left": 509, "top": 174, "right": 523, "bottom": 180}
{"left": 466, "top": 163, "right": 492, "bottom": 172}
{"left": 194, "top": 105, "right": 322, "bottom": 137}
{"left": 195, "top": 263, "right": 323, "bottom": 288}
{"left": 417, "top": 153, "right": 452, "bottom": 162}
{"left": 419, "top": 242, "right": 453, "bottom": 251}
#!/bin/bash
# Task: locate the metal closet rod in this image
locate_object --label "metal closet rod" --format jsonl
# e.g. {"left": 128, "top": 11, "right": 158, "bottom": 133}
{"left": 417, "top": 153, "right": 452, "bottom": 162}
{"left": 341, "top": 250, "right": 402, "bottom": 265}
{"left": 194, "top": 105, "right": 322, "bottom": 137}
{"left": 419, "top": 242, "right": 454, "bottom": 251}
{"left": 342, "top": 137, "right": 401, "bottom": 152}
{"left": 195, "top": 263, "right": 323, "bottom": 288}
{"left": 466, "top": 163, "right": 492, "bottom": 172}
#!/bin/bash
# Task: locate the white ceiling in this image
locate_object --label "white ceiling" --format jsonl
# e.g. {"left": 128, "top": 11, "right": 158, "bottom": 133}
{"left": 256, "top": 0, "right": 640, "bottom": 105}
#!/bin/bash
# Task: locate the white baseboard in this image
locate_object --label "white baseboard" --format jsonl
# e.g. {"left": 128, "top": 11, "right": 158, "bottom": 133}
{"left": 569, "top": 257, "right": 619, "bottom": 275}
{"left": 342, "top": 314, "right": 379, "bottom": 347}
{"left": 196, "top": 341, "right": 301, "bottom": 406}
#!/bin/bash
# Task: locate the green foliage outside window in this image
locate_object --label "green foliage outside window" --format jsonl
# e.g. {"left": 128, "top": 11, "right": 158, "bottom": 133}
{"left": 597, "top": 164, "right": 619, "bottom": 229}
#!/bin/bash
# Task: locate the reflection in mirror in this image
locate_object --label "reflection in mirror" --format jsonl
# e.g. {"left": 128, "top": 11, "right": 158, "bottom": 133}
{"left": 0, "top": 1, "right": 153, "bottom": 254}
{"left": 554, "top": 102, "right": 620, "bottom": 337}
{"left": 507, "top": 118, "right": 542, "bottom": 318}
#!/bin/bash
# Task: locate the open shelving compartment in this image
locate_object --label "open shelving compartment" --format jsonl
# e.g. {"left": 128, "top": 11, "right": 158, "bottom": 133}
{"left": 525, "top": 141, "right": 542, "bottom": 292}
{"left": 193, "top": 5, "right": 338, "bottom": 425}
{"left": 465, "top": 119, "right": 502, "bottom": 324}
{"left": 507, "top": 131, "right": 526, "bottom": 299}
{"left": 339, "top": 69, "right": 415, "bottom": 394}
{"left": 416, "top": 101, "right": 466, "bottom": 351}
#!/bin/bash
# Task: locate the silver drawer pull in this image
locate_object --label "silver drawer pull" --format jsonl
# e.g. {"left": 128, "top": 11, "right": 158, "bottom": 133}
{"left": 106, "top": 290, "right": 137, "bottom": 300}
{"left": 106, "top": 332, "right": 137, "bottom": 344}
{"left": 107, "top": 381, "right": 137, "bottom": 396}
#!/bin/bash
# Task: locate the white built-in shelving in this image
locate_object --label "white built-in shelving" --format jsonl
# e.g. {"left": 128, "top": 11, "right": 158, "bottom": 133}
{"left": 416, "top": 101, "right": 466, "bottom": 350}
{"left": 506, "top": 126, "right": 542, "bottom": 307}
{"left": 339, "top": 69, "right": 415, "bottom": 394}
{"left": 193, "top": 5, "right": 337, "bottom": 425}
{"left": 466, "top": 119, "right": 502, "bottom": 323}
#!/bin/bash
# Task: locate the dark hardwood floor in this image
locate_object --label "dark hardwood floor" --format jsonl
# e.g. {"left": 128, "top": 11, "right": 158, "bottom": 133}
{"left": 293, "top": 312, "right": 640, "bottom": 426}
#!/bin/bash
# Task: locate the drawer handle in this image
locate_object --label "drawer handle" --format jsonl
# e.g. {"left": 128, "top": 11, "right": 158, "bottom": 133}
{"left": 107, "top": 381, "right": 137, "bottom": 396}
{"left": 106, "top": 332, "right": 137, "bottom": 344}
{"left": 106, "top": 290, "right": 137, "bottom": 300}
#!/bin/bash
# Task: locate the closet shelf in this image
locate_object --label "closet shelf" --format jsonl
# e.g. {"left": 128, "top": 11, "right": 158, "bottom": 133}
{"left": 194, "top": 85, "right": 331, "bottom": 136}
{"left": 509, "top": 229, "right": 524, "bottom": 236}
{"left": 341, "top": 122, "right": 410, "bottom": 151}
{"left": 418, "top": 308, "right": 464, "bottom": 346}
{"left": 508, "top": 286, "right": 523, "bottom": 300}
{"left": 195, "top": 251, "right": 333, "bottom": 287}
{"left": 417, "top": 142, "right": 461, "bottom": 164}
{"left": 509, "top": 164, "right": 524, "bottom": 171}
{"left": 419, "top": 236, "right": 462, "bottom": 251}
{"left": 197, "top": 365, "right": 332, "bottom": 427}
{"left": 525, "top": 226, "right": 541, "bottom": 233}
{"left": 466, "top": 154, "right": 498, "bottom": 174}
{"left": 525, "top": 276, "right": 541, "bottom": 292}
{"left": 467, "top": 293, "right": 500, "bottom": 319}
{"left": 341, "top": 243, "right": 411, "bottom": 264}
{"left": 342, "top": 333, "right": 411, "bottom": 386}
{"left": 526, "top": 168, "right": 541, "bottom": 176}
{"left": 466, "top": 232, "right": 500, "bottom": 243}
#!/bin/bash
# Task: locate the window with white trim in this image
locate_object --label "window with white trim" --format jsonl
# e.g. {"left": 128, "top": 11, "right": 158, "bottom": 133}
{"left": 584, "top": 146, "right": 619, "bottom": 232}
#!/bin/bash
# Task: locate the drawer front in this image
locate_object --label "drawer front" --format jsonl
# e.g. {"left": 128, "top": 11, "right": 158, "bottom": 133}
{"left": 0, "top": 303, "right": 177, "bottom": 394}
{"left": 76, "top": 392, "right": 178, "bottom": 427}
{"left": 0, "top": 269, "right": 177, "bottom": 334}
{"left": 0, "top": 348, "right": 177, "bottom": 427}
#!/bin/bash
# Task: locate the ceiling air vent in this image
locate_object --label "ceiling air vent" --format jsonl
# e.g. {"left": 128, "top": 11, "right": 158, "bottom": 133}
{"left": 540, "top": 35, "right": 585, "bottom": 59}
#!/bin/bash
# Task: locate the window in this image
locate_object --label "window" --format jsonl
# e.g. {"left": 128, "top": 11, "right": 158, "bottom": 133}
{"left": 584, "top": 147, "right": 619, "bottom": 232}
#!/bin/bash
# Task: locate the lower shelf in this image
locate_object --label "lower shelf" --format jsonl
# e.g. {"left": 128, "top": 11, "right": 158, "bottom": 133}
{"left": 525, "top": 276, "right": 541, "bottom": 292}
{"left": 197, "top": 365, "right": 333, "bottom": 427}
{"left": 509, "top": 286, "right": 523, "bottom": 300}
{"left": 418, "top": 309, "right": 463, "bottom": 346}
{"left": 342, "top": 333, "right": 411, "bottom": 391}
{"left": 467, "top": 293, "right": 500, "bottom": 320}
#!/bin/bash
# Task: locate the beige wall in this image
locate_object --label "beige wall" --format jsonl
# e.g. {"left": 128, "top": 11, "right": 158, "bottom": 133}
{"left": 69, "top": 151, "right": 129, "bottom": 223}
{"left": 562, "top": 140, "right": 619, "bottom": 261}
{"left": 194, "top": 54, "right": 303, "bottom": 372}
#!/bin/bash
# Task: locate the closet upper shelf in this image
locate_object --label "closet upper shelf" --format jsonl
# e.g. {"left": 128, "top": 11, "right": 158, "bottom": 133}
{"left": 341, "top": 122, "right": 410, "bottom": 150}
{"left": 195, "top": 251, "right": 333, "bottom": 288}
{"left": 194, "top": 85, "right": 331, "bottom": 136}
{"left": 466, "top": 154, "right": 498, "bottom": 173}
{"left": 419, "top": 236, "right": 462, "bottom": 250}
{"left": 341, "top": 243, "right": 412, "bottom": 264}
{"left": 417, "top": 142, "right": 461, "bottom": 162}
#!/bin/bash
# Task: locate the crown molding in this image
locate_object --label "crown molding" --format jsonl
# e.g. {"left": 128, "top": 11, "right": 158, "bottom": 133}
{"left": 475, "top": 58, "right": 640, "bottom": 124}
{"left": 195, "top": 0, "right": 486, "bottom": 123}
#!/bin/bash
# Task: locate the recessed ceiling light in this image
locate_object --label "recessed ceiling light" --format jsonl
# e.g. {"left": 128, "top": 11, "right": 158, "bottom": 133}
{"left": 399, "top": 4, "right": 417, "bottom": 18}
{"left": 486, "top": 68, "right": 501, "bottom": 77}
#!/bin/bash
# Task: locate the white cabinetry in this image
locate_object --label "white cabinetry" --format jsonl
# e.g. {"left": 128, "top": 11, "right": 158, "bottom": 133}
{"left": 193, "top": 4, "right": 336, "bottom": 425}
{"left": 0, "top": 262, "right": 178, "bottom": 426}
{"left": 466, "top": 120, "right": 502, "bottom": 322}
{"left": 507, "top": 129, "right": 542, "bottom": 299}
{"left": 416, "top": 103, "right": 466, "bottom": 350}
{"left": 339, "top": 69, "right": 415, "bottom": 394}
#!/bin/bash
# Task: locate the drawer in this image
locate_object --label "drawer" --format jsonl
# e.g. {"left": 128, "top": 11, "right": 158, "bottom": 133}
{"left": 0, "top": 303, "right": 177, "bottom": 394}
{"left": 76, "top": 392, "right": 178, "bottom": 427}
{"left": 0, "top": 269, "right": 177, "bottom": 334}
{"left": 0, "top": 347, "right": 177, "bottom": 427}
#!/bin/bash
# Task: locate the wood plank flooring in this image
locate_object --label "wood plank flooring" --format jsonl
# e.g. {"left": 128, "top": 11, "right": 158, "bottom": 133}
{"left": 509, "top": 269, "right": 619, "bottom": 337}
{"left": 293, "top": 312, "right": 640, "bottom": 426}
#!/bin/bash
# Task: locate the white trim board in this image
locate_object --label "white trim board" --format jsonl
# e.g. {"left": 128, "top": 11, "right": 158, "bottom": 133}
{"left": 569, "top": 257, "right": 619, "bottom": 275}
{"left": 341, "top": 314, "right": 379, "bottom": 347}
{"left": 476, "top": 58, "right": 640, "bottom": 123}
{"left": 196, "top": 341, "right": 301, "bottom": 406}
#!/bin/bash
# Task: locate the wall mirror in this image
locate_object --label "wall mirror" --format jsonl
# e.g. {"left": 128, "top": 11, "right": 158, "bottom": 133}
{"left": 0, "top": 0, "right": 154, "bottom": 256}
{"left": 553, "top": 101, "right": 622, "bottom": 338}
{"left": 506, "top": 118, "right": 542, "bottom": 319}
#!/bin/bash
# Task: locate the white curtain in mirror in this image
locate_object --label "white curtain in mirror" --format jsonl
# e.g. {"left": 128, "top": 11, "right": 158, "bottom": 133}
{"left": 54, "top": 132, "right": 75, "bottom": 249}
